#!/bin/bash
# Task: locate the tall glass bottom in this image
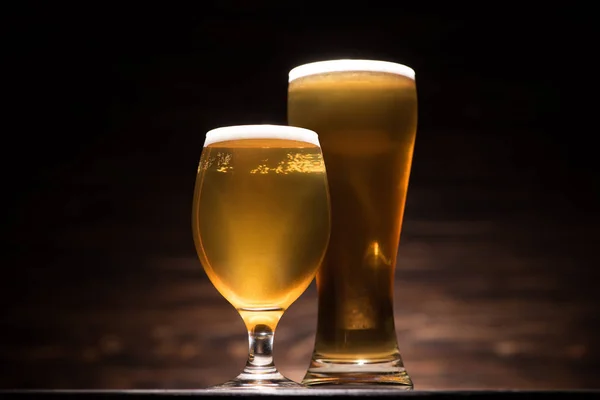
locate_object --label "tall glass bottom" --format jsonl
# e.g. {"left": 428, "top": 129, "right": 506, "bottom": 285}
{"left": 302, "top": 352, "right": 413, "bottom": 389}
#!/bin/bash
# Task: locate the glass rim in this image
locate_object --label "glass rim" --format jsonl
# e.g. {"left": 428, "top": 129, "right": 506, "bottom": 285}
{"left": 288, "top": 59, "right": 415, "bottom": 83}
{"left": 204, "top": 124, "right": 320, "bottom": 147}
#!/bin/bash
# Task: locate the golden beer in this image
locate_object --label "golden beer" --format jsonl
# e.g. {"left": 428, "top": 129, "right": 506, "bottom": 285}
{"left": 192, "top": 132, "right": 330, "bottom": 321}
{"left": 288, "top": 60, "right": 417, "bottom": 388}
{"left": 192, "top": 125, "right": 331, "bottom": 389}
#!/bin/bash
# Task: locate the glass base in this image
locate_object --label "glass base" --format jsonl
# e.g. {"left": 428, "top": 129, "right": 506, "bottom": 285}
{"left": 206, "top": 371, "right": 304, "bottom": 391}
{"left": 301, "top": 356, "right": 413, "bottom": 389}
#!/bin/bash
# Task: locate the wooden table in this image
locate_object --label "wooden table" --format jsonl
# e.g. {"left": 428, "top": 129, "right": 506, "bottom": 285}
{"left": 1, "top": 390, "right": 599, "bottom": 399}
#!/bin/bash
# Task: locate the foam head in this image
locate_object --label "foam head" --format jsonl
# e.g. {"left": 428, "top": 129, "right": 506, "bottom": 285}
{"left": 288, "top": 59, "right": 415, "bottom": 83}
{"left": 204, "top": 124, "right": 320, "bottom": 147}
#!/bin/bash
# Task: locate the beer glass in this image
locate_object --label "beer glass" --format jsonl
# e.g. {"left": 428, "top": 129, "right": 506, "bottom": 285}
{"left": 287, "top": 60, "right": 417, "bottom": 388}
{"left": 191, "top": 124, "right": 331, "bottom": 390}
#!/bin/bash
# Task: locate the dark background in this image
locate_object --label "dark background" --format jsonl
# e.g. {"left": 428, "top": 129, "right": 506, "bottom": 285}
{"left": 3, "top": 2, "right": 598, "bottom": 390}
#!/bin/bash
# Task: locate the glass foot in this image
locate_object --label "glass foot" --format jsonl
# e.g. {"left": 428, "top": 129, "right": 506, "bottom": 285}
{"left": 302, "top": 355, "right": 413, "bottom": 389}
{"left": 206, "top": 371, "right": 304, "bottom": 391}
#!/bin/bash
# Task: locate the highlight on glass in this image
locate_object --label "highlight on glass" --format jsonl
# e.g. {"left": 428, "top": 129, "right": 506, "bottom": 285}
{"left": 287, "top": 59, "right": 418, "bottom": 388}
{"left": 191, "top": 124, "right": 331, "bottom": 390}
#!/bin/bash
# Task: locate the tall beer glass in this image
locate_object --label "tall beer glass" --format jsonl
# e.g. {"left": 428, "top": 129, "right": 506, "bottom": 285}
{"left": 192, "top": 125, "right": 331, "bottom": 390}
{"left": 288, "top": 60, "right": 417, "bottom": 388}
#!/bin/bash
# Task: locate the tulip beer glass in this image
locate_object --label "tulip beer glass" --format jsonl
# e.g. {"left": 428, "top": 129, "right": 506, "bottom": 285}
{"left": 192, "top": 125, "right": 331, "bottom": 390}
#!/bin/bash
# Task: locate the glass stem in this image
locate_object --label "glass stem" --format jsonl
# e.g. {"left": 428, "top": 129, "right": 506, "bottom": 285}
{"left": 244, "top": 323, "right": 276, "bottom": 374}
{"left": 239, "top": 310, "right": 283, "bottom": 376}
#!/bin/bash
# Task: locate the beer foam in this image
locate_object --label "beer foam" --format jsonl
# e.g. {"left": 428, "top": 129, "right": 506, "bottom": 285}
{"left": 288, "top": 59, "right": 415, "bottom": 82}
{"left": 204, "top": 124, "right": 320, "bottom": 147}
